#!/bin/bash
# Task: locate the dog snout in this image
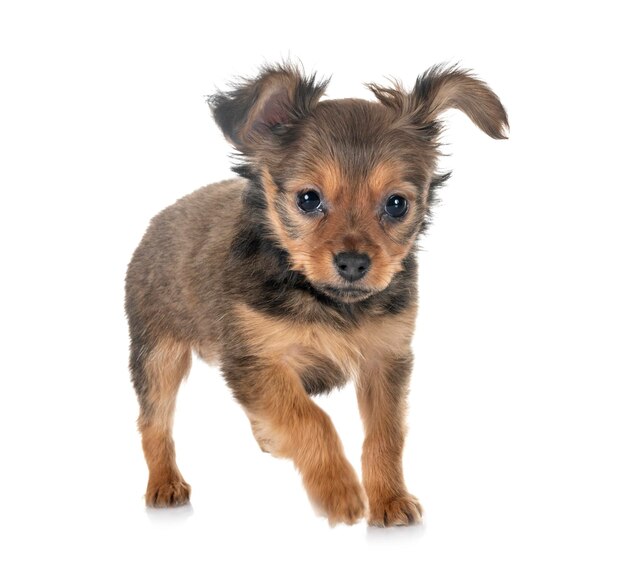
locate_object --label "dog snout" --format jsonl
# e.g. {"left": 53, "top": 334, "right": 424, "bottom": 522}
{"left": 334, "top": 252, "right": 371, "bottom": 282}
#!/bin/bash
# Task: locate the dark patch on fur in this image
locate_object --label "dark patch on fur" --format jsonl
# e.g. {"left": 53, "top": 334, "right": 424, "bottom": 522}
{"left": 127, "top": 327, "right": 151, "bottom": 411}
{"left": 271, "top": 175, "right": 287, "bottom": 194}
{"left": 385, "top": 353, "right": 413, "bottom": 390}
{"left": 225, "top": 215, "right": 326, "bottom": 317}
{"left": 231, "top": 163, "right": 256, "bottom": 180}
{"left": 273, "top": 194, "right": 300, "bottom": 239}
{"left": 240, "top": 175, "right": 268, "bottom": 213}
{"left": 220, "top": 351, "right": 263, "bottom": 406}
{"left": 420, "top": 171, "right": 452, "bottom": 234}
{"left": 300, "top": 356, "right": 348, "bottom": 396}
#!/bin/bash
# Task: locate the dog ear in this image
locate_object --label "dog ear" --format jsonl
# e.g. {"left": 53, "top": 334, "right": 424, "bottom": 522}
{"left": 369, "top": 65, "right": 508, "bottom": 139}
{"left": 208, "top": 64, "right": 329, "bottom": 153}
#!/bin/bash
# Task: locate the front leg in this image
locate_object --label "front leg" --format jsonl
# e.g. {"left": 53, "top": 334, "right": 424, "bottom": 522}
{"left": 357, "top": 353, "right": 422, "bottom": 527}
{"left": 224, "top": 357, "right": 366, "bottom": 525}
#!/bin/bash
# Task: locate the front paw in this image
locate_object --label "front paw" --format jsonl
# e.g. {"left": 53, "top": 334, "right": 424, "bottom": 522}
{"left": 368, "top": 492, "right": 423, "bottom": 527}
{"left": 146, "top": 476, "right": 191, "bottom": 507}
{"left": 305, "top": 461, "right": 367, "bottom": 525}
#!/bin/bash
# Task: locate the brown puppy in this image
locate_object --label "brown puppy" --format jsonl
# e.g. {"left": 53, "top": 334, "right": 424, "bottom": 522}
{"left": 125, "top": 63, "right": 508, "bottom": 526}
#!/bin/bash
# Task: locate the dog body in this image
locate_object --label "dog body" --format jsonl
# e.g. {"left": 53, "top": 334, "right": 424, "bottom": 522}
{"left": 125, "top": 64, "right": 507, "bottom": 526}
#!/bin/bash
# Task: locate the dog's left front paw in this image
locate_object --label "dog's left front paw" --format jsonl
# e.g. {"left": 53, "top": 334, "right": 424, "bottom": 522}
{"left": 368, "top": 493, "right": 423, "bottom": 527}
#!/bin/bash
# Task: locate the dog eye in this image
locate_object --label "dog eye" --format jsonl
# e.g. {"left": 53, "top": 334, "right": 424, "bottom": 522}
{"left": 297, "top": 190, "right": 322, "bottom": 213}
{"left": 384, "top": 195, "right": 408, "bottom": 218}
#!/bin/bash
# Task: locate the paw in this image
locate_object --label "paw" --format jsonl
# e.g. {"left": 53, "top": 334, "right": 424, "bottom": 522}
{"left": 325, "top": 475, "right": 367, "bottom": 526}
{"left": 306, "top": 462, "right": 367, "bottom": 525}
{"left": 146, "top": 478, "right": 191, "bottom": 507}
{"left": 368, "top": 493, "right": 423, "bottom": 527}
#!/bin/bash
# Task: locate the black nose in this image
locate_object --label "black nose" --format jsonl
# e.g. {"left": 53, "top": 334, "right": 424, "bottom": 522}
{"left": 334, "top": 252, "right": 371, "bottom": 282}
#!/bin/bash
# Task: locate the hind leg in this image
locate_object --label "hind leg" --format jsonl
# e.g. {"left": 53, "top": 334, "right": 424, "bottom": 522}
{"left": 131, "top": 335, "right": 192, "bottom": 507}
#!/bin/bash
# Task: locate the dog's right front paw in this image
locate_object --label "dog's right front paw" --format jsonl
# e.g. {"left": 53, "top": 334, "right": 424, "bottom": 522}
{"left": 367, "top": 492, "right": 422, "bottom": 527}
{"left": 305, "top": 462, "right": 367, "bottom": 525}
{"left": 146, "top": 477, "right": 191, "bottom": 507}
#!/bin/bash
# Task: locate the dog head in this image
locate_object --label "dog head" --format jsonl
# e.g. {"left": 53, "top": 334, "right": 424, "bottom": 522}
{"left": 209, "top": 63, "right": 507, "bottom": 303}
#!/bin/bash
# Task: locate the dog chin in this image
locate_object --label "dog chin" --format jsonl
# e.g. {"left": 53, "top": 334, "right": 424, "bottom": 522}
{"left": 316, "top": 284, "right": 377, "bottom": 303}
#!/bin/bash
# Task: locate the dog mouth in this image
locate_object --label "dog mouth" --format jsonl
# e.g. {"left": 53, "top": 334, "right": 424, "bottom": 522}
{"left": 316, "top": 284, "right": 375, "bottom": 303}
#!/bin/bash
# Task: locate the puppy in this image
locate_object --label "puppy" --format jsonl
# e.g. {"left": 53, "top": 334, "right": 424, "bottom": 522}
{"left": 125, "top": 63, "right": 508, "bottom": 526}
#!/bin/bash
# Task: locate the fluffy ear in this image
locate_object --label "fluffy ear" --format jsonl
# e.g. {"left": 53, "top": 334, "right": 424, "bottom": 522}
{"left": 208, "top": 63, "right": 329, "bottom": 153}
{"left": 370, "top": 65, "right": 509, "bottom": 139}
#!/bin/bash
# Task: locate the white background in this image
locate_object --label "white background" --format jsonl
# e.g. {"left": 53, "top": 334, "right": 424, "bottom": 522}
{"left": 1, "top": 1, "right": 625, "bottom": 564}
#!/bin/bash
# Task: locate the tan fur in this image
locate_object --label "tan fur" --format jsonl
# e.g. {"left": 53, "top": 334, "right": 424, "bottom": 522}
{"left": 234, "top": 303, "right": 416, "bottom": 385}
{"left": 242, "top": 361, "right": 366, "bottom": 525}
{"left": 139, "top": 337, "right": 192, "bottom": 507}
{"left": 356, "top": 359, "right": 422, "bottom": 526}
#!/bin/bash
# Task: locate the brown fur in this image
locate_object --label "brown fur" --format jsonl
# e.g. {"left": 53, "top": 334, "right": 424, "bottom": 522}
{"left": 139, "top": 337, "right": 191, "bottom": 507}
{"left": 126, "top": 62, "right": 508, "bottom": 525}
